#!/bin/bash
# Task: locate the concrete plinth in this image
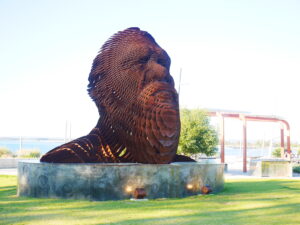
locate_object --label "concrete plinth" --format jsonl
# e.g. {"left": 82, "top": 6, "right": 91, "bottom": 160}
{"left": 18, "top": 160, "right": 224, "bottom": 201}
{"left": 249, "top": 158, "right": 292, "bottom": 177}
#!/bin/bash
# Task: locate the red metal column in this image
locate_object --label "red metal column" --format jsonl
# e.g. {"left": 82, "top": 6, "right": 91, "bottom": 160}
{"left": 287, "top": 128, "right": 291, "bottom": 154}
{"left": 282, "top": 120, "right": 291, "bottom": 156}
{"left": 280, "top": 123, "right": 285, "bottom": 158}
{"left": 219, "top": 114, "right": 225, "bottom": 163}
{"left": 242, "top": 117, "right": 247, "bottom": 172}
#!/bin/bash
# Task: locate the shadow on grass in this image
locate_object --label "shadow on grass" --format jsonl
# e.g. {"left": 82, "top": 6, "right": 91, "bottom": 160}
{"left": 1, "top": 176, "right": 300, "bottom": 225}
{"left": 221, "top": 179, "right": 300, "bottom": 195}
{"left": 93, "top": 201, "right": 300, "bottom": 225}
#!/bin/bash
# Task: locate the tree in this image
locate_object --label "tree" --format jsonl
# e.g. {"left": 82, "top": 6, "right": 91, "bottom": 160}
{"left": 178, "top": 109, "right": 218, "bottom": 157}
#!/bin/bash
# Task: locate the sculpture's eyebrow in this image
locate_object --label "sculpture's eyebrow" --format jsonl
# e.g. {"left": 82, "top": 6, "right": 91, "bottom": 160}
{"left": 120, "top": 45, "right": 151, "bottom": 65}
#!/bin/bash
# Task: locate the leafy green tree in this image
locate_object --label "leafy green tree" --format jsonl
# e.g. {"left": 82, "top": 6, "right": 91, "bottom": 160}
{"left": 178, "top": 109, "right": 218, "bottom": 157}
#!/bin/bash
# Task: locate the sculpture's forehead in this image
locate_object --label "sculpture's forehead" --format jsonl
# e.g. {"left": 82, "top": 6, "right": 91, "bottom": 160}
{"left": 119, "top": 32, "right": 155, "bottom": 44}
{"left": 100, "top": 31, "right": 169, "bottom": 66}
{"left": 121, "top": 41, "right": 163, "bottom": 55}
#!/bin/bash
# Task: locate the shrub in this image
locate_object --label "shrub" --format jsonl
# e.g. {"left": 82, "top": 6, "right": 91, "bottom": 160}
{"left": 0, "top": 147, "right": 13, "bottom": 158}
{"left": 293, "top": 166, "right": 300, "bottom": 173}
{"left": 17, "top": 149, "right": 41, "bottom": 158}
{"left": 178, "top": 109, "right": 218, "bottom": 157}
{"left": 272, "top": 147, "right": 282, "bottom": 158}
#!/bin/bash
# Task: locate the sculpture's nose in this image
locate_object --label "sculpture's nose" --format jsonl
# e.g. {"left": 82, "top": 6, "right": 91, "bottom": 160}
{"left": 146, "top": 61, "right": 173, "bottom": 85}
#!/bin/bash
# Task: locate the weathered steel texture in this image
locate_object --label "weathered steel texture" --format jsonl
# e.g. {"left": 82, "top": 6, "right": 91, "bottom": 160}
{"left": 201, "top": 185, "right": 212, "bottom": 195}
{"left": 40, "top": 28, "right": 182, "bottom": 164}
{"left": 133, "top": 188, "right": 147, "bottom": 199}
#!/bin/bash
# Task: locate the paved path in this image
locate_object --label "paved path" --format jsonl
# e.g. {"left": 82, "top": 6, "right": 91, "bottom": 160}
{"left": 225, "top": 169, "right": 300, "bottom": 179}
{"left": 0, "top": 168, "right": 18, "bottom": 175}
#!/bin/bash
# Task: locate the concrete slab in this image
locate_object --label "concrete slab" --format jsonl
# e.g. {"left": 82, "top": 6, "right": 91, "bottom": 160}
{"left": 249, "top": 158, "right": 292, "bottom": 177}
{"left": 0, "top": 168, "right": 18, "bottom": 175}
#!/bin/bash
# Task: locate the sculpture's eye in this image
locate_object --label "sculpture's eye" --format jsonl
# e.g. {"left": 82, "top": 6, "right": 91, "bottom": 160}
{"left": 139, "top": 55, "right": 150, "bottom": 64}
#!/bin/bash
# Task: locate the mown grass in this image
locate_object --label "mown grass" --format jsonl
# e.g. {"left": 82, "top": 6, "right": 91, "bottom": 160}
{"left": 0, "top": 175, "right": 300, "bottom": 225}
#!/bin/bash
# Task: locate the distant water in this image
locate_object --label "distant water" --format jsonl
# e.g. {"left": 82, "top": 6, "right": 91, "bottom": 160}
{"left": 0, "top": 139, "right": 65, "bottom": 154}
{"left": 224, "top": 147, "right": 271, "bottom": 158}
{"left": 0, "top": 138, "right": 289, "bottom": 157}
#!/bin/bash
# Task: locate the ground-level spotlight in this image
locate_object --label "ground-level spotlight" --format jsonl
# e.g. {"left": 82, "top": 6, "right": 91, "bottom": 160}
{"left": 186, "top": 184, "right": 193, "bottom": 190}
{"left": 125, "top": 185, "right": 133, "bottom": 193}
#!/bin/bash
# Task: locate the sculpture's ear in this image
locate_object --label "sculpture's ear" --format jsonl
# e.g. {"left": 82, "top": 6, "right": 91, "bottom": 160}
{"left": 87, "top": 53, "right": 110, "bottom": 115}
{"left": 87, "top": 73, "right": 98, "bottom": 99}
{"left": 87, "top": 53, "right": 104, "bottom": 99}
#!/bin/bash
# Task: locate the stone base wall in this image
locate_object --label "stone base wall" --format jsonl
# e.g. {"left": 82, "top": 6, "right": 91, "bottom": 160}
{"left": 18, "top": 161, "right": 224, "bottom": 201}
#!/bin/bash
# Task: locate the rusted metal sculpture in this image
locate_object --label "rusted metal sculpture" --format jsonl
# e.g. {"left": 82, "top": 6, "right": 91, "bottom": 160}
{"left": 41, "top": 27, "right": 193, "bottom": 164}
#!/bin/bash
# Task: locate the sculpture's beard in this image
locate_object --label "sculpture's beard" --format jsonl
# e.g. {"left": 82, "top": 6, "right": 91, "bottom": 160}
{"left": 131, "top": 81, "right": 180, "bottom": 163}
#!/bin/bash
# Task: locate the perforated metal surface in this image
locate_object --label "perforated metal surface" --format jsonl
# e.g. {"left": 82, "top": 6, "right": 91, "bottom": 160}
{"left": 41, "top": 27, "right": 181, "bottom": 164}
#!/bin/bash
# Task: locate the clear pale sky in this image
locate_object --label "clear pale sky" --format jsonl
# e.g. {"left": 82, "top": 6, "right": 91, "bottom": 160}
{"left": 1, "top": 0, "right": 300, "bottom": 143}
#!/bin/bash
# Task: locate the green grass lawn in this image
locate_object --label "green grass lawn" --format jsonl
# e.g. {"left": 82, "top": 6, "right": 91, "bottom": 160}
{"left": 0, "top": 175, "right": 300, "bottom": 225}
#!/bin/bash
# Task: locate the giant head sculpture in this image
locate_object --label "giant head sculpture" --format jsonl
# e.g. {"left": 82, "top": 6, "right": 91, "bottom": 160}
{"left": 41, "top": 27, "right": 186, "bottom": 164}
